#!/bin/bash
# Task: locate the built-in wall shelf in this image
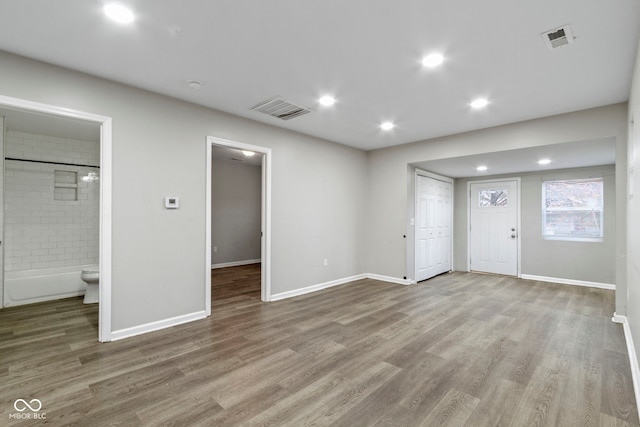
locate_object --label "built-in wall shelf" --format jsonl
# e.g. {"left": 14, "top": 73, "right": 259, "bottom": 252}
{"left": 54, "top": 170, "right": 78, "bottom": 201}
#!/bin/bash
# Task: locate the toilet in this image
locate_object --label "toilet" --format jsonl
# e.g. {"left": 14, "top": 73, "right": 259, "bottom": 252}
{"left": 81, "top": 265, "right": 99, "bottom": 304}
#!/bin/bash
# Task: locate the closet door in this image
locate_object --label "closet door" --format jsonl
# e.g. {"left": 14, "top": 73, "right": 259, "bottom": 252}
{"left": 415, "top": 174, "right": 452, "bottom": 282}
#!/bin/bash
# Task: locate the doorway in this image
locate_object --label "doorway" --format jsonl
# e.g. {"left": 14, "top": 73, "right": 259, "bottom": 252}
{"left": 0, "top": 95, "right": 112, "bottom": 342}
{"left": 205, "top": 136, "right": 271, "bottom": 310}
{"left": 415, "top": 171, "right": 453, "bottom": 282}
{"left": 468, "top": 179, "right": 520, "bottom": 276}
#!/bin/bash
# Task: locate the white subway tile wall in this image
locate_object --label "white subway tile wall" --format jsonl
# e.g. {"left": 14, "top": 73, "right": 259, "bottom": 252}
{"left": 4, "top": 130, "right": 99, "bottom": 272}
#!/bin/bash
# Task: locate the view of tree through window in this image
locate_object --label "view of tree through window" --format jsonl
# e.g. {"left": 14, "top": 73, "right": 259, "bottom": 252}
{"left": 479, "top": 189, "right": 507, "bottom": 207}
{"left": 542, "top": 178, "right": 603, "bottom": 240}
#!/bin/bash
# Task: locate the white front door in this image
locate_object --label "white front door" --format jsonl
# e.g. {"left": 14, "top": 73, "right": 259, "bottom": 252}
{"left": 469, "top": 180, "right": 519, "bottom": 276}
{"left": 416, "top": 174, "right": 452, "bottom": 282}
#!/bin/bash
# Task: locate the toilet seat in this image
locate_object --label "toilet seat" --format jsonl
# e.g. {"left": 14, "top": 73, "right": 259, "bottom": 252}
{"left": 82, "top": 265, "right": 99, "bottom": 275}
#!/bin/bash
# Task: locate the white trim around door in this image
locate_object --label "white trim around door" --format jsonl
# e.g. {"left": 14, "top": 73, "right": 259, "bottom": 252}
{"left": 206, "top": 136, "right": 272, "bottom": 306}
{"left": 0, "top": 95, "right": 113, "bottom": 342}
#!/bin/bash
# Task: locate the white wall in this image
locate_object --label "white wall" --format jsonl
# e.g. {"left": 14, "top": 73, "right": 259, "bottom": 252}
{"left": 0, "top": 51, "right": 368, "bottom": 333}
{"left": 455, "top": 165, "right": 616, "bottom": 285}
{"left": 3, "top": 130, "right": 99, "bottom": 272}
{"left": 626, "top": 35, "right": 640, "bottom": 370}
{"left": 0, "top": 117, "right": 4, "bottom": 307}
{"left": 367, "top": 104, "right": 628, "bottom": 309}
{"left": 211, "top": 159, "right": 261, "bottom": 266}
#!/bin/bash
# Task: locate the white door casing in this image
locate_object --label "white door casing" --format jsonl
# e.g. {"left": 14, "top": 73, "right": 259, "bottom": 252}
{"left": 469, "top": 179, "right": 519, "bottom": 276}
{"left": 415, "top": 173, "right": 452, "bottom": 282}
{"left": 0, "top": 95, "right": 113, "bottom": 342}
{"left": 206, "top": 136, "right": 272, "bottom": 305}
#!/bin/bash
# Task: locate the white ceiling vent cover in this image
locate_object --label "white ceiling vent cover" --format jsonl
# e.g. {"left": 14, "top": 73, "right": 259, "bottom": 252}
{"left": 250, "top": 96, "right": 312, "bottom": 120}
{"left": 541, "top": 25, "right": 575, "bottom": 50}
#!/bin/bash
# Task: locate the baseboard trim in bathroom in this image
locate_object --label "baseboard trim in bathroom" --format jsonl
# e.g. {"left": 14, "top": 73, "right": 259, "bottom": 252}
{"left": 109, "top": 310, "right": 207, "bottom": 341}
{"left": 212, "top": 259, "right": 261, "bottom": 269}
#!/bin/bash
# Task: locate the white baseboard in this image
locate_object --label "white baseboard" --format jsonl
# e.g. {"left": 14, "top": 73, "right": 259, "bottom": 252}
{"left": 109, "top": 310, "right": 208, "bottom": 341}
{"left": 366, "top": 273, "right": 414, "bottom": 286}
{"left": 270, "top": 273, "right": 414, "bottom": 302}
{"left": 611, "top": 313, "right": 640, "bottom": 422}
{"left": 109, "top": 272, "right": 412, "bottom": 339}
{"left": 520, "top": 274, "right": 615, "bottom": 290}
{"left": 211, "top": 259, "right": 261, "bottom": 269}
{"left": 270, "top": 274, "right": 367, "bottom": 301}
{"left": 613, "top": 312, "right": 627, "bottom": 324}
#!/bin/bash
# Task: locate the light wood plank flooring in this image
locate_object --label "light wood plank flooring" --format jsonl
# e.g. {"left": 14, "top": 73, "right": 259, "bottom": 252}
{"left": 0, "top": 265, "right": 637, "bottom": 426}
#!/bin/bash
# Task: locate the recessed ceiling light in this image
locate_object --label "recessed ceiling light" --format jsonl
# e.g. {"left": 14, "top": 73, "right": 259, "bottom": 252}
{"left": 477, "top": 165, "right": 488, "bottom": 172}
{"left": 242, "top": 150, "right": 256, "bottom": 157}
{"left": 538, "top": 158, "right": 551, "bottom": 165}
{"left": 380, "top": 122, "right": 395, "bottom": 131}
{"left": 422, "top": 53, "right": 444, "bottom": 68}
{"left": 470, "top": 98, "right": 489, "bottom": 109}
{"left": 318, "top": 95, "right": 336, "bottom": 106}
{"left": 103, "top": 3, "right": 135, "bottom": 24}
{"left": 186, "top": 80, "right": 203, "bottom": 90}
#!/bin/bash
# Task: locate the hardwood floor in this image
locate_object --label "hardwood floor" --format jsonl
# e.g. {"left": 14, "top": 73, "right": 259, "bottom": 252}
{"left": 1, "top": 265, "right": 637, "bottom": 426}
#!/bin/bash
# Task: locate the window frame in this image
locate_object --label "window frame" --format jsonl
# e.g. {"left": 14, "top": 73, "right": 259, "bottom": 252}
{"left": 541, "top": 177, "right": 604, "bottom": 242}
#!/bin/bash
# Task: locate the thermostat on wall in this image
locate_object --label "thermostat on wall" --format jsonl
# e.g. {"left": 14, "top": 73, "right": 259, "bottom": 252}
{"left": 164, "top": 196, "right": 180, "bottom": 209}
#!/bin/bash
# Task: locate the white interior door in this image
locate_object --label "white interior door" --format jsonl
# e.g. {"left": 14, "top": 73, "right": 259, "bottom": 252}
{"left": 416, "top": 174, "right": 452, "bottom": 282}
{"left": 469, "top": 180, "right": 518, "bottom": 276}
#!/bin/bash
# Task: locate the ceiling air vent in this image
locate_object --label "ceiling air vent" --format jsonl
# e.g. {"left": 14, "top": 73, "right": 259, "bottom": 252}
{"left": 250, "top": 96, "right": 312, "bottom": 121}
{"left": 541, "top": 24, "right": 574, "bottom": 50}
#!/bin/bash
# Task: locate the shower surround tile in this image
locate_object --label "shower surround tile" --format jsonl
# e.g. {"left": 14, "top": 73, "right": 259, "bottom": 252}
{"left": 4, "top": 130, "right": 99, "bottom": 272}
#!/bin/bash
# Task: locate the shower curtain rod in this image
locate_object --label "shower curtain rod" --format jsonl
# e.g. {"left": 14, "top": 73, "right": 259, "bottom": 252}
{"left": 4, "top": 157, "right": 100, "bottom": 169}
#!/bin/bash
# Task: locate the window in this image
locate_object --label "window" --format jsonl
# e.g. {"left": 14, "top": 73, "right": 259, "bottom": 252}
{"left": 478, "top": 189, "right": 508, "bottom": 207}
{"left": 542, "top": 178, "right": 603, "bottom": 241}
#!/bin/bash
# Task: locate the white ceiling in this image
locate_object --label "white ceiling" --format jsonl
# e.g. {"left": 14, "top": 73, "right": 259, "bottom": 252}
{"left": 0, "top": 0, "right": 638, "bottom": 153}
{"left": 413, "top": 138, "right": 616, "bottom": 178}
{"left": 212, "top": 145, "right": 263, "bottom": 167}
{"left": 0, "top": 1, "right": 635, "bottom": 177}
{"left": 0, "top": 107, "right": 100, "bottom": 142}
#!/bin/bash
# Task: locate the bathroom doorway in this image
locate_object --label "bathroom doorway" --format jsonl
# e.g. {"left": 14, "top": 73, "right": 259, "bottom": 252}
{"left": 206, "top": 136, "right": 271, "bottom": 312}
{"left": 0, "top": 95, "right": 112, "bottom": 342}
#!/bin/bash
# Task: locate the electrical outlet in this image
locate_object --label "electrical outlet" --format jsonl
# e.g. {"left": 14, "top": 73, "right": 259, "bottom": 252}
{"left": 323, "top": 258, "right": 328, "bottom": 266}
{"left": 213, "top": 246, "right": 218, "bottom": 253}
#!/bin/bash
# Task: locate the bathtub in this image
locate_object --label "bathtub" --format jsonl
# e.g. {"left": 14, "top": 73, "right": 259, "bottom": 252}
{"left": 4, "top": 265, "right": 91, "bottom": 307}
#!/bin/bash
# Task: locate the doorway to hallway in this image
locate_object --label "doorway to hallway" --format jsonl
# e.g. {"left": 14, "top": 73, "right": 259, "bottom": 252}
{"left": 206, "top": 136, "right": 272, "bottom": 310}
